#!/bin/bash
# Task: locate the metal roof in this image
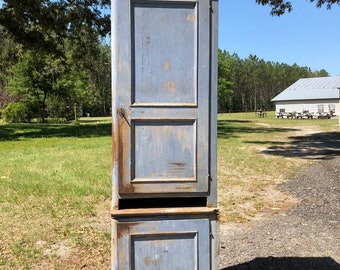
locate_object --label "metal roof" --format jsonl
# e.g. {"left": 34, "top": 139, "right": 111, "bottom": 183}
{"left": 271, "top": 77, "right": 340, "bottom": 102}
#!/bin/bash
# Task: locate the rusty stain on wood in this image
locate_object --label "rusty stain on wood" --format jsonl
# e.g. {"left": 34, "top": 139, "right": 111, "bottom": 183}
{"left": 163, "top": 61, "right": 169, "bottom": 71}
{"left": 186, "top": 15, "right": 196, "bottom": 22}
{"left": 169, "top": 162, "right": 188, "bottom": 175}
{"left": 116, "top": 223, "right": 129, "bottom": 269}
{"left": 112, "top": 122, "right": 116, "bottom": 166}
{"left": 117, "top": 108, "right": 135, "bottom": 194}
{"left": 162, "top": 81, "right": 176, "bottom": 94}
{"left": 144, "top": 256, "right": 152, "bottom": 266}
{"left": 143, "top": 254, "right": 162, "bottom": 267}
{"left": 170, "top": 162, "right": 186, "bottom": 167}
{"left": 119, "top": 182, "right": 135, "bottom": 194}
{"left": 117, "top": 222, "right": 141, "bottom": 239}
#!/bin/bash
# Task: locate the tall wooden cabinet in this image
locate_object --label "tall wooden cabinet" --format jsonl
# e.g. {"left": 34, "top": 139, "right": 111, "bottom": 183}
{"left": 111, "top": 0, "right": 218, "bottom": 269}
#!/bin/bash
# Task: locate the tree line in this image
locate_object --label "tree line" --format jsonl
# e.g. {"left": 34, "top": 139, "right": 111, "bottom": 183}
{"left": 218, "top": 49, "right": 329, "bottom": 113}
{"left": 1, "top": 0, "right": 338, "bottom": 122}
{"left": 0, "top": 26, "right": 111, "bottom": 123}
{"left": 0, "top": 34, "right": 331, "bottom": 122}
{"left": 0, "top": 0, "right": 111, "bottom": 123}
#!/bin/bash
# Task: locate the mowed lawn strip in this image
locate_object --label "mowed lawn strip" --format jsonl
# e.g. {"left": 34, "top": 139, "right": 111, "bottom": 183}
{"left": 0, "top": 118, "right": 112, "bottom": 269}
{"left": 217, "top": 112, "right": 339, "bottom": 223}
{"left": 0, "top": 114, "right": 338, "bottom": 268}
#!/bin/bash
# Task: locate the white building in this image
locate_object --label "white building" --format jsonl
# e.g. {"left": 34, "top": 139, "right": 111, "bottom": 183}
{"left": 271, "top": 77, "right": 340, "bottom": 119}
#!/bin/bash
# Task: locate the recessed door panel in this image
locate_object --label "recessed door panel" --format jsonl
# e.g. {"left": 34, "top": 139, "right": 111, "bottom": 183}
{"left": 132, "top": 233, "right": 197, "bottom": 269}
{"left": 133, "top": 120, "right": 196, "bottom": 181}
{"left": 132, "top": 2, "right": 197, "bottom": 105}
{"left": 115, "top": 218, "right": 210, "bottom": 269}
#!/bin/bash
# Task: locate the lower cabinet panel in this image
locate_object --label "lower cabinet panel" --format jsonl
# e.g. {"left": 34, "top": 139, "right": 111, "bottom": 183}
{"left": 112, "top": 216, "right": 213, "bottom": 270}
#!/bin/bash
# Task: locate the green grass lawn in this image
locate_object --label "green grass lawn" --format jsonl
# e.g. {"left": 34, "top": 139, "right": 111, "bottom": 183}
{"left": 0, "top": 118, "right": 112, "bottom": 269}
{"left": 217, "top": 112, "right": 339, "bottom": 222}
{"left": 0, "top": 114, "right": 338, "bottom": 268}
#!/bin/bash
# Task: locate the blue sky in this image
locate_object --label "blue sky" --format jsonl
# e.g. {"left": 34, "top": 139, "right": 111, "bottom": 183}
{"left": 218, "top": 1, "right": 340, "bottom": 76}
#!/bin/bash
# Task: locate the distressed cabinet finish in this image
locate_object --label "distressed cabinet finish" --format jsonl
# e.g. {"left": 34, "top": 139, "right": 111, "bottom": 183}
{"left": 112, "top": 0, "right": 213, "bottom": 198}
{"left": 111, "top": 0, "right": 218, "bottom": 269}
{"left": 112, "top": 210, "right": 218, "bottom": 269}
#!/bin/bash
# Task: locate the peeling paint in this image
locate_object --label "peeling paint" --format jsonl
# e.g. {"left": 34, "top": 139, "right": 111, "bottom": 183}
{"left": 170, "top": 162, "right": 186, "bottom": 167}
{"left": 162, "top": 81, "right": 176, "bottom": 94}
{"left": 186, "top": 15, "right": 196, "bottom": 22}
{"left": 146, "top": 36, "right": 151, "bottom": 44}
{"left": 117, "top": 108, "right": 135, "bottom": 194}
{"left": 163, "top": 61, "right": 170, "bottom": 71}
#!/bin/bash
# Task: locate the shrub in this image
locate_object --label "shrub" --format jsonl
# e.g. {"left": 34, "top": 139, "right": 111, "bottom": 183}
{"left": 2, "top": 102, "right": 34, "bottom": 123}
{"left": 71, "top": 120, "right": 80, "bottom": 125}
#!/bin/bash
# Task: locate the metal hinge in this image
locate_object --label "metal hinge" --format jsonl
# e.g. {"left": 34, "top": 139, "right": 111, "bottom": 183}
{"left": 117, "top": 108, "right": 131, "bottom": 127}
{"left": 209, "top": 226, "right": 214, "bottom": 239}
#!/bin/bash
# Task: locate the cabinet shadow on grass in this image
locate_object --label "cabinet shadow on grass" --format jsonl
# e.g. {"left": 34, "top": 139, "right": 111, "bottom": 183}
{"left": 217, "top": 119, "right": 299, "bottom": 139}
{"left": 220, "top": 256, "right": 340, "bottom": 270}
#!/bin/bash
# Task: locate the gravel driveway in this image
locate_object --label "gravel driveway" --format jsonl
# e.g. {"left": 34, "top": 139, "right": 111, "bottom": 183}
{"left": 219, "top": 156, "right": 340, "bottom": 270}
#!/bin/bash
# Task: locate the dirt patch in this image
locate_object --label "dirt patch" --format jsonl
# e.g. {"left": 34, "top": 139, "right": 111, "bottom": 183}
{"left": 219, "top": 142, "right": 340, "bottom": 269}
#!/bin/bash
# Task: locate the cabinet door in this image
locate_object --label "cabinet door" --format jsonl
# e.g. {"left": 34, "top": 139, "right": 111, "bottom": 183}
{"left": 113, "top": 218, "right": 211, "bottom": 269}
{"left": 112, "top": 0, "right": 211, "bottom": 195}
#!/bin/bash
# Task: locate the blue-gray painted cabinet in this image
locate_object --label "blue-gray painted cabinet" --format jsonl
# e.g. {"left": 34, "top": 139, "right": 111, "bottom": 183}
{"left": 111, "top": 0, "right": 218, "bottom": 269}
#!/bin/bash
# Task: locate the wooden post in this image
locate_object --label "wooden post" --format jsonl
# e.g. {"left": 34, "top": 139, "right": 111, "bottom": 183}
{"left": 74, "top": 103, "right": 77, "bottom": 121}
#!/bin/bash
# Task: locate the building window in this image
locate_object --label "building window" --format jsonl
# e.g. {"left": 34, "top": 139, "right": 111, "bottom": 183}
{"left": 317, "top": 105, "right": 324, "bottom": 113}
